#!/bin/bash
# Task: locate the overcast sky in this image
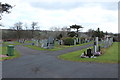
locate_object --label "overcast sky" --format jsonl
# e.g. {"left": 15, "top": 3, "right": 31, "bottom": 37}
{"left": 0, "top": 0, "right": 119, "bottom": 33}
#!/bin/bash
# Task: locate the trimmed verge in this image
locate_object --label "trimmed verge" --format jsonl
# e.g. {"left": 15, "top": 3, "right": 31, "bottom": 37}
{"left": 58, "top": 42, "right": 119, "bottom": 63}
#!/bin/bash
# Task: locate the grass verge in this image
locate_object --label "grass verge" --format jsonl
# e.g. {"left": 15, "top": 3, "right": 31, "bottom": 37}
{"left": 58, "top": 42, "right": 119, "bottom": 63}
{"left": 0, "top": 43, "right": 20, "bottom": 61}
{"left": 24, "top": 41, "right": 93, "bottom": 51}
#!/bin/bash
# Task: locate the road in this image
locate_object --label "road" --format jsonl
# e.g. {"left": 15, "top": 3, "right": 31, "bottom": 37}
{"left": 2, "top": 44, "right": 118, "bottom": 78}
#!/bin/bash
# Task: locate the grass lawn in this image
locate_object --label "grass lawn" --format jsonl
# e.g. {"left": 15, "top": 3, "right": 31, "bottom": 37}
{"left": 58, "top": 42, "right": 119, "bottom": 63}
{"left": 24, "top": 41, "right": 93, "bottom": 51}
{"left": 3, "top": 41, "right": 22, "bottom": 46}
{"left": 0, "top": 43, "right": 20, "bottom": 61}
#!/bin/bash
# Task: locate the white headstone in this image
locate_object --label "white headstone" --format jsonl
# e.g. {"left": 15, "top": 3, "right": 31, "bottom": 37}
{"left": 95, "top": 37, "right": 98, "bottom": 51}
{"left": 41, "top": 39, "right": 48, "bottom": 49}
{"left": 36, "top": 40, "right": 39, "bottom": 46}
{"left": 74, "top": 39, "right": 76, "bottom": 45}
{"left": 48, "top": 37, "right": 54, "bottom": 49}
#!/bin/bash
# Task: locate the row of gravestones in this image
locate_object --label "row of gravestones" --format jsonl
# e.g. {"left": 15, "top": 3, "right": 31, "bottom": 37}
{"left": 30, "top": 37, "right": 92, "bottom": 49}
{"left": 100, "top": 37, "right": 113, "bottom": 48}
{"left": 83, "top": 37, "right": 113, "bottom": 58}
{"left": 57, "top": 38, "right": 91, "bottom": 45}
{"left": 22, "top": 37, "right": 55, "bottom": 49}
{"left": 93, "top": 37, "right": 113, "bottom": 53}
{"left": 40, "top": 37, "right": 54, "bottom": 49}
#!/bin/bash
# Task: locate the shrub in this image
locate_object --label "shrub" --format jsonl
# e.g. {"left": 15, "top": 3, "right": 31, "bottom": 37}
{"left": 62, "top": 37, "right": 75, "bottom": 45}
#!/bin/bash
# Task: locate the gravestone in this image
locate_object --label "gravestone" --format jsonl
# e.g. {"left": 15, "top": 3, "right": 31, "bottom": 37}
{"left": 58, "top": 40, "right": 62, "bottom": 45}
{"left": 36, "top": 40, "right": 39, "bottom": 46}
{"left": 94, "top": 41, "right": 97, "bottom": 53}
{"left": 86, "top": 48, "right": 92, "bottom": 58}
{"left": 61, "top": 40, "right": 63, "bottom": 45}
{"left": 76, "top": 38, "right": 79, "bottom": 44}
{"left": 41, "top": 39, "right": 48, "bottom": 49}
{"left": 85, "top": 38, "right": 87, "bottom": 43}
{"left": 95, "top": 37, "right": 98, "bottom": 51}
{"left": 100, "top": 39, "right": 104, "bottom": 48}
{"left": 47, "top": 37, "right": 54, "bottom": 49}
{"left": 98, "top": 46, "right": 101, "bottom": 52}
{"left": 58, "top": 40, "right": 61, "bottom": 45}
{"left": 80, "top": 39, "right": 83, "bottom": 44}
{"left": 79, "top": 38, "right": 81, "bottom": 44}
{"left": 74, "top": 39, "right": 76, "bottom": 45}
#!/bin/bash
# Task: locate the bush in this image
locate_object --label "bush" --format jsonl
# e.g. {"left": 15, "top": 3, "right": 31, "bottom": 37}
{"left": 62, "top": 37, "right": 75, "bottom": 45}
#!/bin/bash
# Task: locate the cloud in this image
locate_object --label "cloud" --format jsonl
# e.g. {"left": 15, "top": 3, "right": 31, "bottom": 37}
{"left": 29, "top": 1, "right": 118, "bottom": 11}
{"left": 0, "top": 0, "right": 118, "bottom": 33}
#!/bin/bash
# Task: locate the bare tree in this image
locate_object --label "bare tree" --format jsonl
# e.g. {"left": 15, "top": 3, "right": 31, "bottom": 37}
{"left": 31, "top": 22, "right": 38, "bottom": 38}
{"left": 14, "top": 22, "right": 23, "bottom": 40}
{"left": 87, "top": 29, "right": 94, "bottom": 37}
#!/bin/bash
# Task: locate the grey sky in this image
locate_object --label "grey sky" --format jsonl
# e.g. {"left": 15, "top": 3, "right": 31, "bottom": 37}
{"left": 0, "top": 0, "right": 118, "bottom": 33}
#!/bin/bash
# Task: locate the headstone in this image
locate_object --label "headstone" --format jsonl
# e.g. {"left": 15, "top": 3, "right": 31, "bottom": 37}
{"left": 100, "top": 40, "right": 104, "bottom": 48}
{"left": 58, "top": 40, "right": 62, "bottom": 45}
{"left": 76, "top": 38, "right": 79, "bottom": 44}
{"left": 58, "top": 40, "right": 61, "bottom": 45}
{"left": 36, "top": 40, "right": 39, "bottom": 46}
{"left": 74, "top": 39, "right": 76, "bottom": 45}
{"left": 94, "top": 41, "right": 97, "bottom": 53}
{"left": 81, "top": 39, "right": 83, "bottom": 44}
{"left": 95, "top": 37, "right": 98, "bottom": 51}
{"left": 47, "top": 37, "right": 54, "bottom": 49}
{"left": 41, "top": 39, "right": 48, "bottom": 49}
{"left": 85, "top": 38, "right": 87, "bottom": 43}
{"left": 61, "top": 40, "right": 63, "bottom": 45}
{"left": 98, "top": 46, "right": 101, "bottom": 52}
{"left": 79, "top": 38, "right": 81, "bottom": 44}
{"left": 86, "top": 48, "right": 92, "bottom": 58}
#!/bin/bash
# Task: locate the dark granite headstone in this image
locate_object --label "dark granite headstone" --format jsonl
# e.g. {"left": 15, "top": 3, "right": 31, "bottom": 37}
{"left": 86, "top": 48, "right": 92, "bottom": 58}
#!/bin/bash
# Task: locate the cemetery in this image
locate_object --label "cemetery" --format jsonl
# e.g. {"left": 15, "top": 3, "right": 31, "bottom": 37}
{"left": 1, "top": 25, "right": 119, "bottom": 63}
{"left": 1, "top": 32, "right": 119, "bottom": 64}
{"left": 0, "top": 2, "right": 119, "bottom": 78}
{"left": 58, "top": 40, "right": 119, "bottom": 63}
{"left": 23, "top": 37, "right": 94, "bottom": 51}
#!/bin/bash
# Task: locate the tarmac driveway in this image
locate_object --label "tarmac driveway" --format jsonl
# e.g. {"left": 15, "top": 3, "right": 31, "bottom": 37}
{"left": 2, "top": 44, "right": 118, "bottom": 78}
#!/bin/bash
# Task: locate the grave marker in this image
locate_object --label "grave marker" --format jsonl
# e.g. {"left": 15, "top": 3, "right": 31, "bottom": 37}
{"left": 74, "top": 39, "right": 76, "bottom": 45}
{"left": 47, "top": 37, "right": 54, "bottom": 49}
{"left": 95, "top": 37, "right": 98, "bottom": 51}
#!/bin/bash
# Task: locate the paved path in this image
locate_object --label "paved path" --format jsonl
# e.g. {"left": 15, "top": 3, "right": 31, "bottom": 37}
{"left": 2, "top": 44, "right": 118, "bottom": 78}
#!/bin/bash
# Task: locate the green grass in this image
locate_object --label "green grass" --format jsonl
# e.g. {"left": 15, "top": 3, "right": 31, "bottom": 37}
{"left": 0, "top": 43, "right": 20, "bottom": 61}
{"left": 24, "top": 41, "right": 93, "bottom": 51}
{"left": 58, "top": 42, "right": 119, "bottom": 63}
{"left": 3, "top": 41, "right": 22, "bottom": 46}
{"left": 24, "top": 45, "right": 67, "bottom": 51}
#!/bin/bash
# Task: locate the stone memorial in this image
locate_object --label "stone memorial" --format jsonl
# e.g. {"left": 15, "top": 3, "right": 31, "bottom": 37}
{"left": 74, "top": 39, "right": 76, "bottom": 45}
{"left": 76, "top": 38, "right": 79, "bottom": 44}
{"left": 61, "top": 40, "right": 63, "bottom": 45}
{"left": 95, "top": 37, "right": 98, "bottom": 51}
{"left": 41, "top": 39, "right": 48, "bottom": 49}
{"left": 79, "top": 38, "right": 81, "bottom": 44}
{"left": 86, "top": 48, "right": 92, "bottom": 58}
{"left": 36, "top": 40, "right": 39, "bottom": 46}
{"left": 58, "top": 40, "right": 62, "bottom": 45}
{"left": 94, "top": 41, "right": 97, "bottom": 53}
{"left": 85, "top": 38, "right": 87, "bottom": 43}
{"left": 47, "top": 37, "right": 54, "bottom": 49}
